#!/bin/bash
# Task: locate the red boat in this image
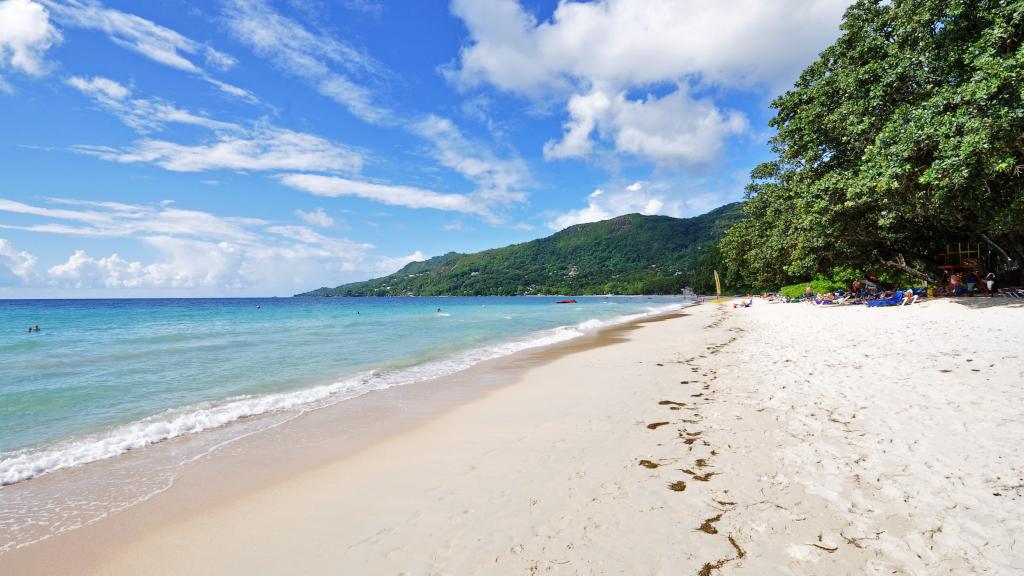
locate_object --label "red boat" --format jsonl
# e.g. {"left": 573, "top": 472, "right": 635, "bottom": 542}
{"left": 555, "top": 299, "right": 577, "bottom": 304}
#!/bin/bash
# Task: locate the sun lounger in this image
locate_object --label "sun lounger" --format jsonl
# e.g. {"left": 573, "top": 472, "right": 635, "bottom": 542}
{"left": 866, "top": 290, "right": 904, "bottom": 307}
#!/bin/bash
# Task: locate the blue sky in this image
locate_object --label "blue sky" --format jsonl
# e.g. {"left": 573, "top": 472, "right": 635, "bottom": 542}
{"left": 0, "top": 0, "right": 850, "bottom": 296}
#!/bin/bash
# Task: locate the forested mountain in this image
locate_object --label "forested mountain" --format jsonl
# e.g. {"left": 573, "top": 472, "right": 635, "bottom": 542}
{"left": 298, "top": 203, "right": 744, "bottom": 296}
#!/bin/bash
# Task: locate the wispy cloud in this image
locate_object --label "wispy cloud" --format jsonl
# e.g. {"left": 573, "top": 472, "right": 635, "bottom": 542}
{"left": 0, "top": 197, "right": 262, "bottom": 241}
{"left": 66, "top": 75, "right": 240, "bottom": 133}
{"left": 72, "top": 124, "right": 363, "bottom": 173}
{"left": 222, "top": 0, "right": 390, "bottom": 122}
{"left": 278, "top": 173, "right": 491, "bottom": 218}
{"left": 62, "top": 74, "right": 360, "bottom": 174}
{"left": 412, "top": 115, "right": 529, "bottom": 205}
{"left": 275, "top": 116, "right": 530, "bottom": 222}
{"left": 41, "top": 0, "right": 257, "bottom": 102}
{"left": 341, "top": 0, "right": 383, "bottom": 18}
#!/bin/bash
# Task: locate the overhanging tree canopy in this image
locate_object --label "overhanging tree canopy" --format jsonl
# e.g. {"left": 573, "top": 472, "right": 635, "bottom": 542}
{"left": 722, "top": 0, "right": 1024, "bottom": 289}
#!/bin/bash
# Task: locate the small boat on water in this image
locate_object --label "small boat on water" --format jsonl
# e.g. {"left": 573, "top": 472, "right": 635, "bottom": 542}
{"left": 555, "top": 299, "right": 577, "bottom": 304}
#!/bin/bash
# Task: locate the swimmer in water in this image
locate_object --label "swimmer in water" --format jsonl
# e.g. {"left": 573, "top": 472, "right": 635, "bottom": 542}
{"left": 437, "top": 308, "right": 442, "bottom": 313}
{"left": 34, "top": 325, "right": 40, "bottom": 332}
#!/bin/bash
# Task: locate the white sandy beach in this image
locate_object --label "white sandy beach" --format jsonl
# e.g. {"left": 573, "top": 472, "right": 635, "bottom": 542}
{"left": 2, "top": 300, "right": 1023, "bottom": 575}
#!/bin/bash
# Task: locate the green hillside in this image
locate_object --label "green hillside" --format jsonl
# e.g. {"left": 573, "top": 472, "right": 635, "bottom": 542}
{"left": 298, "top": 203, "right": 744, "bottom": 297}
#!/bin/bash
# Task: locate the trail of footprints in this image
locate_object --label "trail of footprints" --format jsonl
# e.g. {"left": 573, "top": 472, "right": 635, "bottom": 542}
{"left": 641, "top": 309, "right": 746, "bottom": 575}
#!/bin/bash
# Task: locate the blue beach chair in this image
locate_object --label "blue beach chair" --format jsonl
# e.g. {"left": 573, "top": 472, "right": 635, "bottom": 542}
{"left": 866, "top": 291, "right": 904, "bottom": 308}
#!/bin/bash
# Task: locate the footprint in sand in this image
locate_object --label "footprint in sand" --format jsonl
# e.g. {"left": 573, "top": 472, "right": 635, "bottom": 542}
{"left": 681, "top": 469, "right": 718, "bottom": 482}
{"left": 696, "top": 535, "right": 745, "bottom": 576}
{"left": 697, "top": 514, "right": 722, "bottom": 534}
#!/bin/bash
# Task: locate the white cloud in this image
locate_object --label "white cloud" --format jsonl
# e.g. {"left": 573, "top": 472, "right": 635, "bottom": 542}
{"left": 373, "top": 250, "right": 424, "bottom": 275}
{"left": 544, "top": 86, "right": 749, "bottom": 164}
{"left": 450, "top": 0, "right": 848, "bottom": 94}
{"left": 412, "top": 115, "right": 529, "bottom": 204}
{"left": 66, "top": 75, "right": 240, "bottom": 133}
{"left": 0, "top": 0, "right": 61, "bottom": 87}
{"left": 48, "top": 249, "right": 152, "bottom": 288}
{"left": 294, "top": 207, "right": 334, "bottom": 228}
{"left": 47, "top": 241, "right": 245, "bottom": 290}
{"left": 278, "top": 173, "right": 491, "bottom": 218}
{"left": 541, "top": 90, "right": 608, "bottom": 159}
{"left": 546, "top": 180, "right": 685, "bottom": 230}
{"left": 548, "top": 201, "right": 613, "bottom": 231}
{"left": 0, "top": 237, "right": 38, "bottom": 284}
{"left": 450, "top": 0, "right": 849, "bottom": 164}
{"left": 547, "top": 176, "right": 745, "bottom": 230}
{"left": 0, "top": 197, "right": 381, "bottom": 293}
{"left": 44, "top": 233, "right": 373, "bottom": 291}
{"left": 41, "top": 0, "right": 256, "bottom": 102}
{"left": 73, "top": 125, "right": 362, "bottom": 173}
{"left": 223, "top": 0, "right": 390, "bottom": 122}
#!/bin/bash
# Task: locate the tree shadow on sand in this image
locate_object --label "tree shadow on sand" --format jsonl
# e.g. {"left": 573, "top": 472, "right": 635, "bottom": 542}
{"left": 945, "top": 297, "right": 1024, "bottom": 310}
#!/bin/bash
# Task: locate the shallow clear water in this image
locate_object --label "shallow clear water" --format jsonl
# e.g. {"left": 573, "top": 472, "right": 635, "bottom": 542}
{"left": 0, "top": 296, "right": 687, "bottom": 486}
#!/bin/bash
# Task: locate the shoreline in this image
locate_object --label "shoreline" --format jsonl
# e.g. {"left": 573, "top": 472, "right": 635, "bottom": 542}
{"left": 3, "top": 299, "right": 1022, "bottom": 574}
{"left": 0, "top": 305, "right": 694, "bottom": 572}
{"left": 1, "top": 298, "right": 691, "bottom": 489}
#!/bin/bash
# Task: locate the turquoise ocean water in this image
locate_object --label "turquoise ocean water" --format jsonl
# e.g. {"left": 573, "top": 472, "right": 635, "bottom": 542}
{"left": 0, "top": 296, "right": 688, "bottom": 487}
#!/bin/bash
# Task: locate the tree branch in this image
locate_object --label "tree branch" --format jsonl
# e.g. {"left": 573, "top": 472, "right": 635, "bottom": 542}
{"left": 978, "top": 233, "right": 1018, "bottom": 270}
{"left": 880, "top": 254, "right": 936, "bottom": 283}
